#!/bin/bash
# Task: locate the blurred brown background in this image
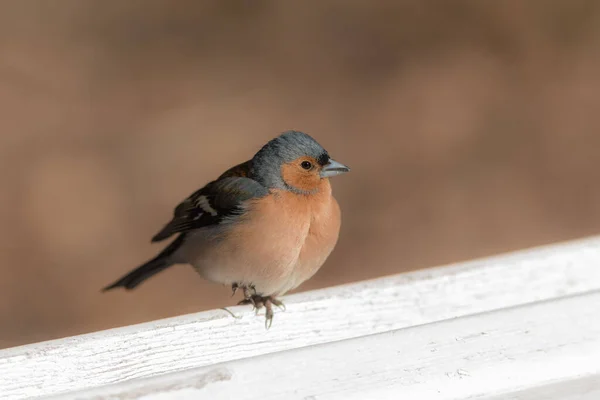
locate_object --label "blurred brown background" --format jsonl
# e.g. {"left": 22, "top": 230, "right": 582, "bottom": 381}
{"left": 2, "top": 0, "right": 600, "bottom": 349}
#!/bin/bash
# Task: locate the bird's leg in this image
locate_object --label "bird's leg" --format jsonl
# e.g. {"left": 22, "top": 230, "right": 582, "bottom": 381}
{"left": 231, "top": 283, "right": 256, "bottom": 300}
{"left": 243, "top": 285, "right": 256, "bottom": 302}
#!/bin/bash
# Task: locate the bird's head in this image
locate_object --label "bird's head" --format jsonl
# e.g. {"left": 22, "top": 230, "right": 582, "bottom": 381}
{"left": 252, "top": 130, "right": 350, "bottom": 194}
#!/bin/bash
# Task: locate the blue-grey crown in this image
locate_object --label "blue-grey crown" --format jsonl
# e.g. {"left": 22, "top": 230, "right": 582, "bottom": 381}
{"left": 251, "top": 130, "right": 330, "bottom": 188}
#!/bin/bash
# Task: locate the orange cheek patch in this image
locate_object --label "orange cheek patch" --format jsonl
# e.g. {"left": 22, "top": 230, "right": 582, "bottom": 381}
{"left": 281, "top": 162, "right": 321, "bottom": 192}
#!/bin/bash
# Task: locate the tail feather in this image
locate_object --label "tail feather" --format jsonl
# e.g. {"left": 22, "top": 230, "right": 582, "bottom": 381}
{"left": 102, "top": 257, "right": 170, "bottom": 291}
{"left": 151, "top": 221, "right": 177, "bottom": 243}
{"left": 102, "top": 235, "right": 185, "bottom": 292}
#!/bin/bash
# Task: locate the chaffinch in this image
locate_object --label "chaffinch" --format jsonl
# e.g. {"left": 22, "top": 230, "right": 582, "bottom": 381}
{"left": 103, "top": 130, "right": 349, "bottom": 327}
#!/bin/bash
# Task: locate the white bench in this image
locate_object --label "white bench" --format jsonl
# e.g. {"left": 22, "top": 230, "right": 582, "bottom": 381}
{"left": 1, "top": 237, "right": 600, "bottom": 399}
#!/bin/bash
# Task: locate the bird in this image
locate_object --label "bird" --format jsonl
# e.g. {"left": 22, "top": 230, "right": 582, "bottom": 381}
{"left": 102, "top": 130, "right": 350, "bottom": 328}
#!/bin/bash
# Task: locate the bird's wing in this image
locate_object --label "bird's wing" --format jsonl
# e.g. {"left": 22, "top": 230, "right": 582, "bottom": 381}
{"left": 151, "top": 176, "right": 268, "bottom": 242}
{"left": 217, "top": 159, "right": 253, "bottom": 179}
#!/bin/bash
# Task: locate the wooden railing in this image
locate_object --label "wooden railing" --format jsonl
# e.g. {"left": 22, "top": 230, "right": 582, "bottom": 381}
{"left": 1, "top": 237, "right": 600, "bottom": 399}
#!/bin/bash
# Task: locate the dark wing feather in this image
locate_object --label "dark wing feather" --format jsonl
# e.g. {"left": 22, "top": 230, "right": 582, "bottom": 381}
{"left": 218, "top": 160, "right": 253, "bottom": 179}
{"left": 151, "top": 176, "right": 268, "bottom": 242}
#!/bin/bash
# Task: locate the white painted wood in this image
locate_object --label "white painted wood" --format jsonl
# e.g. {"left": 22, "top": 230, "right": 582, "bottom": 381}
{"left": 47, "top": 291, "right": 600, "bottom": 400}
{"left": 2, "top": 236, "right": 600, "bottom": 399}
{"left": 482, "top": 376, "right": 600, "bottom": 400}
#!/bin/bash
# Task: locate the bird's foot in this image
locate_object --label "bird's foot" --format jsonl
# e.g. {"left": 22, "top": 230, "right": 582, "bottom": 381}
{"left": 237, "top": 294, "right": 285, "bottom": 329}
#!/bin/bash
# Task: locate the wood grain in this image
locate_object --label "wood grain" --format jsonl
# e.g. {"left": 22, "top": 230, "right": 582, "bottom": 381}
{"left": 2, "top": 236, "right": 600, "bottom": 399}
{"left": 51, "top": 291, "right": 600, "bottom": 399}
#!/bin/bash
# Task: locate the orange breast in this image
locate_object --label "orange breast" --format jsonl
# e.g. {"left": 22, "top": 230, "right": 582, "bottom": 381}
{"left": 184, "top": 179, "right": 341, "bottom": 296}
{"left": 277, "top": 179, "right": 342, "bottom": 294}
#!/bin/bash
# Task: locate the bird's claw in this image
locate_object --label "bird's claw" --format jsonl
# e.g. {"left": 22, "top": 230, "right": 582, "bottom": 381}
{"left": 220, "top": 307, "right": 242, "bottom": 319}
{"left": 269, "top": 297, "right": 286, "bottom": 311}
{"left": 236, "top": 293, "right": 284, "bottom": 330}
{"left": 237, "top": 297, "right": 258, "bottom": 307}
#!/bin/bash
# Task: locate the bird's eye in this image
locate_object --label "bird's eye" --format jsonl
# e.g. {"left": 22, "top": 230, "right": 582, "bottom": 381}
{"left": 300, "top": 161, "right": 312, "bottom": 170}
